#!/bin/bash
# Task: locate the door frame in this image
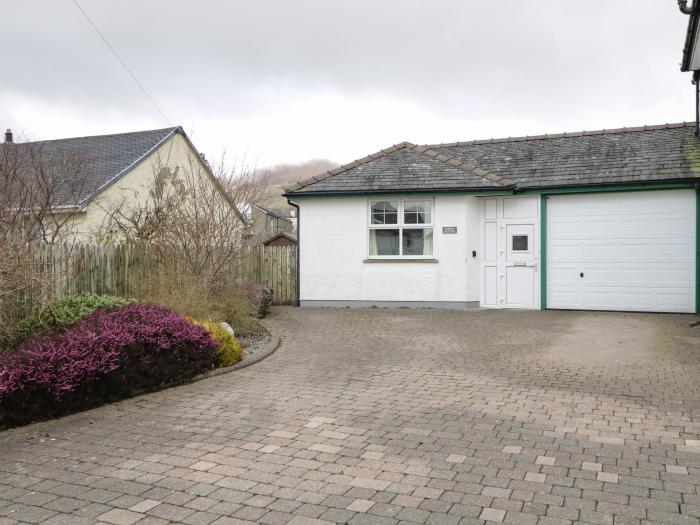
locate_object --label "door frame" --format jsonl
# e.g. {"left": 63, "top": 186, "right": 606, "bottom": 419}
{"left": 479, "top": 196, "right": 541, "bottom": 309}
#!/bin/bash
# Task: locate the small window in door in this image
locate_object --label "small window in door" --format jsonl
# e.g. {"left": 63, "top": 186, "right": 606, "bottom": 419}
{"left": 512, "top": 235, "right": 529, "bottom": 251}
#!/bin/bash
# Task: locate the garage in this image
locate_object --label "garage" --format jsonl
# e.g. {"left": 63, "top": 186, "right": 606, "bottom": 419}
{"left": 546, "top": 189, "right": 697, "bottom": 313}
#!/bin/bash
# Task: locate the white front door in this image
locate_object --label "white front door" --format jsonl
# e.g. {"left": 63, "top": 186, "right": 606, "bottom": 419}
{"left": 481, "top": 197, "right": 540, "bottom": 309}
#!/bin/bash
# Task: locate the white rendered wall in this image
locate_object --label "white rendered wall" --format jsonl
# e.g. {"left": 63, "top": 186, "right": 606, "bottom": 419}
{"left": 296, "top": 195, "right": 481, "bottom": 305}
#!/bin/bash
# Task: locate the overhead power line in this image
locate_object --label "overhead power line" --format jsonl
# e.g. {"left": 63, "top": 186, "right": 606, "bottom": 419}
{"left": 71, "top": 0, "right": 171, "bottom": 125}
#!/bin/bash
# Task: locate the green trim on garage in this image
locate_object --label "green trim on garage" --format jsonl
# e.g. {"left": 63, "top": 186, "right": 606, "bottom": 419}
{"left": 288, "top": 182, "right": 698, "bottom": 200}
{"left": 540, "top": 195, "right": 547, "bottom": 311}
{"left": 541, "top": 186, "right": 699, "bottom": 314}
{"left": 285, "top": 190, "right": 514, "bottom": 199}
{"left": 521, "top": 182, "right": 697, "bottom": 196}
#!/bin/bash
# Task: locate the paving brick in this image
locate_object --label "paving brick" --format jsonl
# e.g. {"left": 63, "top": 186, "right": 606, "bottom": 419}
{"left": 350, "top": 478, "right": 391, "bottom": 491}
{"left": 480, "top": 507, "right": 507, "bottom": 522}
{"left": 502, "top": 446, "right": 522, "bottom": 454}
{"left": 129, "top": 499, "right": 162, "bottom": 513}
{"left": 347, "top": 499, "right": 374, "bottom": 512}
{"left": 597, "top": 472, "right": 620, "bottom": 484}
{"left": 524, "top": 473, "right": 546, "bottom": 483}
{"left": 97, "top": 509, "right": 144, "bottom": 525}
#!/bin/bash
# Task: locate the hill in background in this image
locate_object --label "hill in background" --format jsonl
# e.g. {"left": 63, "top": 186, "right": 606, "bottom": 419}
{"left": 260, "top": 159, "right": 338, "bottom": 209}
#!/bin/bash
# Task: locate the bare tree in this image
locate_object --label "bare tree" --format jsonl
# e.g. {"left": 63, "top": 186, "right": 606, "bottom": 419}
{"left": 0, "top": 137, "right": 91, "bottom": 344}
{"left": 97, "top": 148, "right": 267, "bottom": 289}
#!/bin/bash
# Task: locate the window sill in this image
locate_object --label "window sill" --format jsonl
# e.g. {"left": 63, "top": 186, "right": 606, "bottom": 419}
{"left": 363, "top": 258, "right": 439, "bottom": 264}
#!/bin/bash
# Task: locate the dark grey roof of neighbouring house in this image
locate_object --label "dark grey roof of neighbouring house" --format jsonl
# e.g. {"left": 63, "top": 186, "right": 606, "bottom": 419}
{"left": 12, "top": 127, "right": 179, "bottom": 207}
{"left": 284, "top": 123, "right": 700, "bottom": 196}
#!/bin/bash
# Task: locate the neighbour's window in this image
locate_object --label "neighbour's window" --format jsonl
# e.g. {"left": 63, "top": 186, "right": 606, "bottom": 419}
{"left": 368, "top": 199, "right": 433, "bottom": 257}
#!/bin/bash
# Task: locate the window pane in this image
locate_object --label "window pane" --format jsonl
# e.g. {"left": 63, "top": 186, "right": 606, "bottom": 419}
{"left": 371, "top": 201, "right": 398, "bottom": 224}
{"left": 512, "top": 235, "right": 528, "bottom": 251}
{"left": 404, "top": 200, "right": 431, "bottom": 224}
{"left": 369, "top": 229, "right": 400, "bottom": 256}
{"left": 402, "top": 228, "right": 433, "bottom": 256}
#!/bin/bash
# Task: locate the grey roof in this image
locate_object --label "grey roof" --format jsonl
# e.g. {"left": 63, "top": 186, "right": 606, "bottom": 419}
{"left": 13, "top": 127, "right": 179, "bottom": 207}
{"left": 285, "top": 123, "right": 700, "bottom": 196}
{"left": 285, "top": 142, "right": 511, "bottom": 195}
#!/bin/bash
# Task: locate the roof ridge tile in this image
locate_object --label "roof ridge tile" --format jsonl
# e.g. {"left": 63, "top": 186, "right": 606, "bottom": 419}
{"left": 407, "top": 143, "right": 514, "bottom": 188}
{"left": 429, "top": 122, "right": 695, "bottom": 148}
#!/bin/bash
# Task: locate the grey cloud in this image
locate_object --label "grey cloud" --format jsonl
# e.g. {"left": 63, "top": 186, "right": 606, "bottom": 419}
{"left": 0, "top": 0, "right": 694, "bottom": 164}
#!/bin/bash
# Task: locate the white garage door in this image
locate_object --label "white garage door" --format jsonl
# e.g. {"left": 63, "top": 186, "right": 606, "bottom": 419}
{"left": 547, "top": 190, "right": 696, "bottom": 313}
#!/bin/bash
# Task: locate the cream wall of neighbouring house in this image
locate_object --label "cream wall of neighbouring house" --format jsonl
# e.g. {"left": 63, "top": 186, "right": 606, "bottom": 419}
{"left": 296, "top": 195, "right": 482, "bottom": 306}
{"left": 66, "top": 133, "right": 213, "bottom": 241}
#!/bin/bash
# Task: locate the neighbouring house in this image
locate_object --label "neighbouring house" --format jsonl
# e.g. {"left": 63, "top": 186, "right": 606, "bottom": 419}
{"left": 247, "top": 204, "right": 296, "bottom": 246}
{"left": 284, "top": 123, "right": 699, "bottom": 314}
{"left": 260, "top": 231, "right": 297, "bottom": 246}
{"left": 2, "top": 126, "right": 243, "bottom": 240}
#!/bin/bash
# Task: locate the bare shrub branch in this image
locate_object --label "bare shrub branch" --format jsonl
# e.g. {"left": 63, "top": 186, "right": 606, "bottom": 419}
{"left": 0, "top": 138, "right": 90, "bottom": 345}
{"left": 97, "top": 149, "right": 266, "bottom": 319}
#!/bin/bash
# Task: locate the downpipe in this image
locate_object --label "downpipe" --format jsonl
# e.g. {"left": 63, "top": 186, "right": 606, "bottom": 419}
{"left": 286, "top": 198, "right": 300, "bottom": 306}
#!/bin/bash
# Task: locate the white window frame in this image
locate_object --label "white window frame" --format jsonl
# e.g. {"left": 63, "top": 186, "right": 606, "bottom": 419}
{"left": 367, "top": 198, "right": 435, "bottom": 259}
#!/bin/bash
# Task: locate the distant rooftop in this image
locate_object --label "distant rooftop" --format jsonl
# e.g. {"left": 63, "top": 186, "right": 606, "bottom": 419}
{"left": 6, "top": 127, "right": 180, "bottom": 206}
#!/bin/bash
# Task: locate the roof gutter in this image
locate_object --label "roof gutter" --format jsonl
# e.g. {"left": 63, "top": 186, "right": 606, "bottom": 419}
{"left": 679, "top": 0, "right": 700, "bottom": 15}
{"left": 283, "top": 186, "right": 513, "bottom": 198}
{"left": 284, "top": 179, "right": 700, "bottom": 199}
{"left": 517, "top": 179, "right": 700, "bottom": 193}
{"left": 681, "top": 1, "right": 700, "bottom": 73}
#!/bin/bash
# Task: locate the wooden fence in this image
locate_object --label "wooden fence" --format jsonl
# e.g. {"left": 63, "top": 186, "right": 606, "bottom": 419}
{"left": 3, "top": 243, "right": 297, "bottom": 324}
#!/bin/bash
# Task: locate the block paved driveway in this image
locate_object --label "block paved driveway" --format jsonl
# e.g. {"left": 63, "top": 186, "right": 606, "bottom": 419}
{"left": 1, "top": 308, "right": 700, "bottom": 525}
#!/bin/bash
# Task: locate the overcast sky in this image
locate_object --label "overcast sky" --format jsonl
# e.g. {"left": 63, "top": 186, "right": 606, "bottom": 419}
{"left": 0, "top": 1, "right": 694, "bottom": 168}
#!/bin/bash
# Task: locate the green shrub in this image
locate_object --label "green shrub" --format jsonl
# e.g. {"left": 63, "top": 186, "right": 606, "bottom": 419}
{"left": 16, "top": 293, "right": 132, "bottom": 340}
{"left": 197, "top": 321, "right": 243, "bottom": 367}
{"left": 241, "top": 283, "right": 273, "bottom": 319}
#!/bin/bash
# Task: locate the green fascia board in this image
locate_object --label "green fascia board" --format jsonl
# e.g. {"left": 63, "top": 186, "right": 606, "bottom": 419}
{"left": 288, "top": 182, "right": 699, "bottom": 199}
{"left": 540, "top": 196, "right": 547, "bottom": 311}
{"left": 286, "top": 190, "right": 513, "bottom": 199}
{"left": 696, "top": 189, "right": 699, "bottom": 314}
{"left": 520, "top": 182, "right": 698, "bottom": 196}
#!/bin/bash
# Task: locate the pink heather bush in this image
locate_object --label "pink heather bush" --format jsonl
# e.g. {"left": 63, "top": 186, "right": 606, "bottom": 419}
{"left": 0, "top": 303, "right": 218, "bottom": 427}
{"left": 241, "top": 282, "right": 273, "bottom": 318}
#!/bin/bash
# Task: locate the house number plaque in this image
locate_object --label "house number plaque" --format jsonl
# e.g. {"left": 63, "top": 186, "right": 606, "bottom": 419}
{"left": 442, "top": 226, "right": 457, "bottom": 234}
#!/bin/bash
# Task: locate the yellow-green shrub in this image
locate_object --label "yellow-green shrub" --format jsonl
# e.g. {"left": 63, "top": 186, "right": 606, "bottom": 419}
{"left": 197, "top": 321, "right": 243, "bottom": 367}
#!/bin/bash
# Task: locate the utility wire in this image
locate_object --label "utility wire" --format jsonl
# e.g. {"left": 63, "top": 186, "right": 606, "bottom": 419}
{"left": 71, "top": 0, "right": 171, "bottom": 125}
